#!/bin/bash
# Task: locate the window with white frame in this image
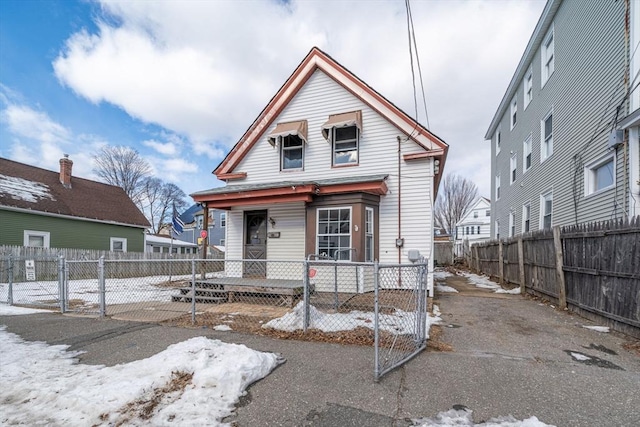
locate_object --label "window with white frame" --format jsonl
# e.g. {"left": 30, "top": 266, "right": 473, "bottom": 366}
{"left": 584, "top": 154, "right": 615, "bottom": 196}
{"left": 495, "top": 220, "right": 500, "bottom": 239}
{"left": 540, "top": 191, "right": 553, "bottom": 230}
{"left": 485, "top": 210, "right": 490, "bottom": 217}
{"left": 495, "top": 173, "right": 501, "bottom": 200}
{"left": 522, "top": 202, "right": 531, "bottom": 233}
{"left": 332, "top": 126, "right": 359, "bottom": 166}
{"left": 220, "top": 212, "right": 226, "bottom": 227}
{"left": 365, "top": 207, "right": 374, "bottom": 262}
{"left": 541, "top": 110, "right": 553, "bottom": 161}
{"left": 509, "top": 211, "right": 515, "bottom": 237}
{"left": 474, "top": 211, "right": 478, "bottom": 218}
{"left": 466, "top": 226, "right": 469, "bottom": 235}
{"left": 280, "top": 134, "right": 304, "bottom": 170}
{"left": 110, "top": 237, "right": 127, "bottom": 252}
{"left": 510, "top": 97, "right": 517, "bottom": 129}
{"left": 496, "top": 127, "right": 501, "bottom": 155}
{"left": 524, "top": 66, "right": 533, "bottom": 108}
{"left": 510, "top": 154, "right": 517, "bottom": 184}
{"left": 23, "top": 230, "right": 50, "bottom": 248}
{"left": 220, "top": 238, "right": 226, "bottom": 246}
{"left": 523, "top": 134, "right": 532, "bottom": 172}
{"left": 317, "top": 207, "right": 352, "bottom": 260}
{"left": 477, "top": 226, "right": 481, "bottom": 234}
{"left": 541, "top": 25, "right": 555, "bottom": 86}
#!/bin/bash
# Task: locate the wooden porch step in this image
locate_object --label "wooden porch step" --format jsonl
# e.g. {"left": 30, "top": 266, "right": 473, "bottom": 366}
{"left": 171, "top": 294, "right": 228, "bottom": 303}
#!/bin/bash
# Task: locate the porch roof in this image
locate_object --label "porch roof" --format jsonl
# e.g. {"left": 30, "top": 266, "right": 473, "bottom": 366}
{"left": 191, "top": 174, "right": 388, "bottom": 209}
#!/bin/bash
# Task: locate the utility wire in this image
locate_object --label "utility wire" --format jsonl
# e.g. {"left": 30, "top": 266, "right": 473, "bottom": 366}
{"left": 404, "top": 0, "right": 430, "bottom": 141}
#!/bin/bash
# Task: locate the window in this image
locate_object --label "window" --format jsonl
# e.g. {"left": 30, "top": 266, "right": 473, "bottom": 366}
{"left": 523, "top": 135, "right": 532, "bottom": 172}
{"left": 522, "top": 202, "right": 531, "bottom": 233}
{"left": 508, "top": 211, "right": 516, "bottom": 237}
{"left": 23, "top": 230, "right": 50, "bottom": 248}
{"left": 220, "top": 238, "right": 226, "bottom": 246}
{"left": 510, "top": 97, "right": 517, "bottom": 129}
{"left": 471, "top": 227, "right": 475, "bottom": 235}
{"left": 365, "top": 207, "right": 374, "bottom": 262}
{"left": 485, "top": 210, "right": 491, "bottom": 217}
{"left": 495, "top": 220, "right": 500, "bottom": 240}
{"left": 152, "top": 246, "right": 161, "bottom": 253}
{"left": 495, "top": 173, "right": 501, "bottom": 200}
{"left": 110, "top": 237, "right": 127, "bottom": 252}
{"left": 477, "top": 226, "right": 481, "bottom": 234}
{"left": 496, "top": 127, "right": 501, "bottom": 155}
{"left": 510, "top": 154, "right": 517, "bottom": 184}
{"left": 541, "top": 25, "right": 555, "bottom": 86}
{"left": 540, "top": 191, "right": 553, "bottom": 230}
{"left": 317, "top": 207, "right": 352, "bottom": 260}
{"left": 524, "top": 66, "right": 533, "bottom": 108}
{"left": 332, "top": 126, "right": 359, "bottom": 166}
{"left": 280, "top": 134, "right": 304, "bottom": 170}
{"left": 541, "top": 110, "right": 553, "bottom": 161}
{"left": 585, "top": 154, "right": 615, "bottom": 195}
{"left": 465, "top": 226, "right": 469, "bottom": 235}
{"left": 220, "top": 212, "right": 226, "bottom": 227}
{"left": 473, "top": 211, "right": 478, "bottom": 218}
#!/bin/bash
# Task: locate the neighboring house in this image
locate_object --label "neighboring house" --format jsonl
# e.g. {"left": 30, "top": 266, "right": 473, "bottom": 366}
{"left": 454, "top": 197, "right": 491, "bottom": 257}
{"left": 485, "top": 0, "right": 640, "bottom": 238}
{"left": 145, "top": 234, "right": 198, "bottom": 255}
{"left": 0, "top": 156, "right": 150, "bottom": 252}
{"left": 191, "top": 47, "right": 448, "bottom": 290}
{"left": 174, "top": 204, "right": 227, "bottom": 247}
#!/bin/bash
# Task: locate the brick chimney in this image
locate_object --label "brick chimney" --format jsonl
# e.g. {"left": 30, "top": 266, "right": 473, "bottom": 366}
{"left": 59, "top": 154, "right": 73, "bottom": 189}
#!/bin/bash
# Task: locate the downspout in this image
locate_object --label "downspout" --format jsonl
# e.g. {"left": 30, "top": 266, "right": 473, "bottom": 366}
{"left": 624, "top": 0, "right": 630, "bottom": 217}
{"left": 397, "top": 136, "right": 402, "bottom": 264}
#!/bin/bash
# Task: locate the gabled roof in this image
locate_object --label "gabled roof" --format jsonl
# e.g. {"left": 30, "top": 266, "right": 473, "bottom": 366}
{"left": 456, "top": 197, "right": 492, "bottom": 227}
{"left": 214, "top": 46, "right": 448, "bottom": 189}
{"left": 0, "top": 157, "right": 150, "bottom": 228}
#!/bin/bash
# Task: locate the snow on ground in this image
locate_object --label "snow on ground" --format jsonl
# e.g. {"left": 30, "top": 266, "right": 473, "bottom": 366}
{"left": 495, "top": 287, "right": 522, "bottom": 295}
{"left": 0, "top": 326, "right": 281, "bottom": 426}
{"left": 435, "top": 284, "right": 459, "bottom": 293}
{"left": 462, "top": 272, "right": 521, "bottom": 294}
{"left": 582, "top": 325, "right": 610, "bottom": 333}
{"left": 570, "top": 352, "right": 591, "bottom": 361}
{"left": 413, "top": 408, "right": 554, "bottom": 427}
{"left": 263, "top": 302, "right": 442, "bottom": 338}
{"left": 0, "top": 304, "right": 53, "bottom": 315}
{"left": 433, "top": 269, "right": 454, "bottom": 280}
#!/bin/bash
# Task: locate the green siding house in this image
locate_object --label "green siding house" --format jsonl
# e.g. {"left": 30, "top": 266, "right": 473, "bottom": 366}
{"left": 0, "top": 156, "right": 150, "bottom": 252}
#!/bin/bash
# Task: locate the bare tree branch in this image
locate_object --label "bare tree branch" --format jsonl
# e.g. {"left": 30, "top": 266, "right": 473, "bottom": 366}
{"left": 434, "top": 173, "right": 479, "bottom": 239}
{"left": 138, "top": 178, "right": 188, "bottom": 234}
{"left": 93, "top": 145, "right": 152, "bottom": 205}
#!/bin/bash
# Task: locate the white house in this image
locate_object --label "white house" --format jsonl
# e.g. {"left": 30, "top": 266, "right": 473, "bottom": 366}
{"left": 191, "top": 47, "right": 448, "bottom": 292}
{"left": 145, "top": 234, "right": 198, "bottom": 255}
{"left": 454, "top": 197, "right": 491, "bottom": 256}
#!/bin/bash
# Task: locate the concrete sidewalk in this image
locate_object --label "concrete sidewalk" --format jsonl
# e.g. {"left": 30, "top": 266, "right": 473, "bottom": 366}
{"left": 1, "top": 272, "right": 639, "bottom": 426}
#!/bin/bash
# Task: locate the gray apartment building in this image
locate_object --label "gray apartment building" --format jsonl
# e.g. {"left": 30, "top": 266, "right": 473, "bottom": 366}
{"left": 485, "top": 0, "right": 640, "bottom": 238}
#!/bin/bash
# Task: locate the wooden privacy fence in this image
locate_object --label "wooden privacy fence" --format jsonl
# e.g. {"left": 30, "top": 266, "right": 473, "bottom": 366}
{"left": 469, "top": 217, "right": 640, "bottom": 338}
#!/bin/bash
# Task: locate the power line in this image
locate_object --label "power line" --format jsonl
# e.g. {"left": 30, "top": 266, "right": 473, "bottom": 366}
{"left": 404, "top": 0, "right": 430, "bottom": 136}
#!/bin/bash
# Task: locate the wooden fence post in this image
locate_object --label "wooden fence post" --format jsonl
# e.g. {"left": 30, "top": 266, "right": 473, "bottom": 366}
{"left": 553, "top": 226, "right": 567, "bottom": 309}
{"left": 518, "top": 237, "right": 525, "bottom": 294}
{"left": 498, "top": 240, "right": 504, "bottom": 285}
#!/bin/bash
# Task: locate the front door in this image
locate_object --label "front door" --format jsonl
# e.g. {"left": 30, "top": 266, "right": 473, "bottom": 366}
{"left": 243, "top": 210, "right": 267, "bottom": 278}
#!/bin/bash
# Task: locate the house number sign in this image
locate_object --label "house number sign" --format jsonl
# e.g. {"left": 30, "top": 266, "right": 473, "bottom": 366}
{"left": 25, "top": 260, "right": 36, "bottom": 281}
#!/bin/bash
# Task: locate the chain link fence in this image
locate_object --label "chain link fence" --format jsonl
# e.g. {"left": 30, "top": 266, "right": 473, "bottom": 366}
{"left": 2, "top": 255, "right": 430, "bottom": 379}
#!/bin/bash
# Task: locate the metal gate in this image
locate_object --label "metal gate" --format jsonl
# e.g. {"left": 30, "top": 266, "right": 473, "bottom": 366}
{"left": 374, "top": 261, "right": 428, "bottom": 381}
{"left": 0, "top": 255, "right": 63, "bottom": 310}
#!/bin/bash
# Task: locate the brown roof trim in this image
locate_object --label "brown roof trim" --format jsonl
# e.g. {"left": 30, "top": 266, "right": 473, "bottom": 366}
{"left": 318, "top": 180, "right": 388, "bottom": 196}
{"left": 403, "top": 150, "right": 444, "bottom": 161}
{"left": 217, "top": 172, "right": 248, "bottom": 180}
{"left": 214, "top": 47, "right": 448, "bottom": 182}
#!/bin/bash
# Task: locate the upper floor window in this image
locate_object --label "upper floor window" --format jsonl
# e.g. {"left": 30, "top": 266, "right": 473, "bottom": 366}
{"left": 486, "top": 210, "right": 491, "bottom": 217}
{"left": 24, "top": 230, "right": 50, "bottom": 248}
{"left": 220, "top": 212, "right": 226, "bottom": 227}
{"left": 477, "top": 226, "right": 481, "bottom": 234}
{"left": 496, "top": 127, "right": 502, "bottom": 155}
{"left": 510, "top": 154, "right": 517, "bottom": 184}
{"left": 522, "top": 202, "right": 531, "bottom": 233}
{"left": 473, "top": 211, "right": 478, "bottom": 218}
{"left": 495, "top": 220, "right": 500, "bottom": 240}
{"left": 110, "top": 237, "right": 127, "bottom": 252}
{"left": 541, "top": 25, "right": 555, "bottom": 86}
{"left": 541, "top": 110, "right": 553, "bottom": 162}
{"left": 510, "top": 97, "right": 517, "bottom": 129}
{"left": 281, "top": 135, "right": 304, "bottom": 170}
{"left": 495, "top": 173, "right": 501, "bottom": 200}
{"left": 322, "top": 111, "right": 362, "bottom": 167}
{"left": 584, "top": 154, "right": 615, "bottom": 196}
{"left": 523, "top": 134, "right": 532, "bottom": 172}
{"left": 524, "top": 66, "right": 533, "bottom": 108}
{"left": 540, "top": 190, "right": 553, "bottom": 230}
{"left": 509, "top": 211, "right": 515, "bottom": 237}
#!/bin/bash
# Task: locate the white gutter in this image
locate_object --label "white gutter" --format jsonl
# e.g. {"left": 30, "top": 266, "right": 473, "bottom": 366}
{"left": 0, "top": 205, "right": 149, "bottom": 229}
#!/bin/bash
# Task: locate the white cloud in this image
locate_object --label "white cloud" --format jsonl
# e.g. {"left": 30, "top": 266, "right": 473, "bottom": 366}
{"left": 142, "top": 138, "right": 178, "bottom": 156}
{"left": 51, "top": 0, "right": 546, "bottom": 194}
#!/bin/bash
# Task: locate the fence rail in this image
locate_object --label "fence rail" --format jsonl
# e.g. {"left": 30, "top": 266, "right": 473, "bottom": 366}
{"left": 468, "top": 217, "right": 640, "bottom": 338}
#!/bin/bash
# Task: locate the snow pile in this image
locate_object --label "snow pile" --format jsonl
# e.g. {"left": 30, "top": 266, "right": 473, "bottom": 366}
{"left": 495, "top": 287, "right": 522, "bottom": 295}
{"left": 433, "top": 269, "right": 454, "bottom": 280}
{"left": 435, "top": 284, "right": 459, "bottom": 293}
{"left": 413, "top": 408, "right": 554, "bottom": 427}
{"left": 0, "top": 304, "right": 53, "bottom": 315}
{"left": 263, "top": 302, "right": 442, "bottom": 337}
{"left": 462, "top": 273, "right": 522, "bottom": 294}
{"left": 0, "top": 327, "right": 281, "bottom": 426}
{"left": 582, "top": 325, "right": 609, "bottom": 333}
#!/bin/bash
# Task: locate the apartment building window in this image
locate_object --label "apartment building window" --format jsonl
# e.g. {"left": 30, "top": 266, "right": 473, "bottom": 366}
{"left": 509, "top": 211, "right": 515, "bottom": 237}
{"left": 477, "top": 226, "right": 481, "bottom": 234}
{"left": 524, "top": 66, "right": 533, "bottom": 108}
{"left": 523, "top": 135, "right": 532, "bottom": 172}
{"left": 495, "top": 173, "right": 501, "bottom": 200}
{"left": 24, "top": 230, "right": 50, "bottom": 248}
{"left": 220, "top": 212, "right": 226, "bottom": 227}
{"left": 541, "top": 110, "right": 553, "bottom": 161}
{"left": 220, "top": 239, "right": 226, "bottom": 246}
{"left": 496, "top": 127, "right": 501, "bottom": 155}
{"left": 466, "top": 226, "right": 469, "bottom": 235}
{"left": 471, "top": 227, "right": 475, "bottom": 235}
{"left": 495, "top": 220, "right": 500, "bottom": 240}
{"left": 540, "top": 191, "right": 553, "bottom": 230}
{"left": 510, "top": 154, "right": 517, "bottom": 184}
{"left": 541, "top": 25, "right": 555, "bottom": 86}
{"left": 584, "top": 154, "right": 615, "bottom": 196}
{"left": 522, "top": 202, "right": 531, "bottom": 233}
{"left": 486, "top": 210, "right": 490, "bottom": 216}
{"left": 510, "top": 97, "right": 517, "bottom": 129}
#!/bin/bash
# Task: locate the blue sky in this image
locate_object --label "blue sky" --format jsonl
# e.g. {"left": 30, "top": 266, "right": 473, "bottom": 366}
{"left": 0, "top": 0, "right": 546, "bottom": 201}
